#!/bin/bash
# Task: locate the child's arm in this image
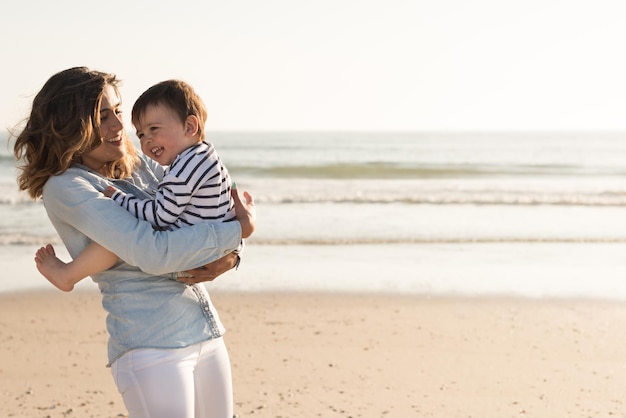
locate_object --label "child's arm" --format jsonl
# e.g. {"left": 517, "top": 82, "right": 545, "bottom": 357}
{"left": 104, "top": 180, "right": 190, "bottom": 229}
{"left": 106, "top": 152, "right": 220, "bottom": 228}
{"left": 35, "top": 242, "right": 119, "bottom": 292}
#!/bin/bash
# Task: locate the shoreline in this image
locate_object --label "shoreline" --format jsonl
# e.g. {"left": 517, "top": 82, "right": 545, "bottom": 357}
{"left": 2, "top": 289, "right": 626, "bottom": 417}
{"left": 6, "top": 241, "right": 626, "bottom": 300}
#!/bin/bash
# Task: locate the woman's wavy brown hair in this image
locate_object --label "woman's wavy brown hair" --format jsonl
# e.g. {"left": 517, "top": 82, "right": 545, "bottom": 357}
{"left": 13, "top": 67, "right": 139, "bottom": 199}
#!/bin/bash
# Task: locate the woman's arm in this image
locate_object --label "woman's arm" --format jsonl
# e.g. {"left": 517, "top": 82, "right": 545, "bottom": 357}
{"left": 43, "top": 171, "right": 242, "bottom": 275}
{"left": 177, "top": 252, "right": 240, "bottom": 284}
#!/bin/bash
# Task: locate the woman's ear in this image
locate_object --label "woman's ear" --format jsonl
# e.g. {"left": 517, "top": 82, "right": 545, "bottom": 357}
{"left": 185, "top": 115, "right": 200, "bottom": 137}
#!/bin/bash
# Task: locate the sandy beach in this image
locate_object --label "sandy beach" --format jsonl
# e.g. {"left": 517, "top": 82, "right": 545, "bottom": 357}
{"left": 2, "top": 289, "right": 626, "bottom": 418}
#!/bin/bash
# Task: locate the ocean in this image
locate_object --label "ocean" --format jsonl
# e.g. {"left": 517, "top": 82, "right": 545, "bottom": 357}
{"left": 3, "top": 131, "right": 626, "bottom": 298}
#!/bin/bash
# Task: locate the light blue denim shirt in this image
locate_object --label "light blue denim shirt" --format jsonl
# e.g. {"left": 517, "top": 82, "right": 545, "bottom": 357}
{"left": 42, "top": 156, "right": 242, "bottom": 366}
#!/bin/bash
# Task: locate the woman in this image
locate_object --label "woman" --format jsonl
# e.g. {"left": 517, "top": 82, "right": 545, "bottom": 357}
{"left": 13, "top": 67, "right": 255, "bottom": 418}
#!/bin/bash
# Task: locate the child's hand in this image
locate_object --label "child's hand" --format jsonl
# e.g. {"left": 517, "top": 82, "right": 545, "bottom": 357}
{"left": 103, "top": 185, "right": 118, "bottom": 198}
{"left": 231, "top": 184, "right": 255, "bottom": 239}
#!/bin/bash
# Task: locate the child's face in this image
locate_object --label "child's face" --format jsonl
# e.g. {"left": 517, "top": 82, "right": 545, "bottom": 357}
{"left": 134, "top": 103, "right": 198, "bottom": 166}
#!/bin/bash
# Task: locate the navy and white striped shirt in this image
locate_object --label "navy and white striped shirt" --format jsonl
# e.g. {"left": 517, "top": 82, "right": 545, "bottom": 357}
{"left": 110, "top": 141, "right": 236, "bottom": 230}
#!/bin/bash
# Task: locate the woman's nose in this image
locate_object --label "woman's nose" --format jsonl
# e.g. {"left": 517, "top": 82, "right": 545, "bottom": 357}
{"left": 113, "top": 113, "right": 124, "bottom": 130}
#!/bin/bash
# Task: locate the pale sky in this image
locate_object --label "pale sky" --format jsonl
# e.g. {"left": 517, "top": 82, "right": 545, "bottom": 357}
{"left": 2, "top": 0, "right": 626, "bottom": 132}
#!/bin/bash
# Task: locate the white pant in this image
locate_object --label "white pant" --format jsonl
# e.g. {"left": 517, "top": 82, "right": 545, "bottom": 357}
{"left": 111, "top": 337, "right": 233, "bottom": 418}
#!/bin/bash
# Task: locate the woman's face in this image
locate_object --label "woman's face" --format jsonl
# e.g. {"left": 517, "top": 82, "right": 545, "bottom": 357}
{"left": 80, "top": 84, "right": 128, "bottom": 174}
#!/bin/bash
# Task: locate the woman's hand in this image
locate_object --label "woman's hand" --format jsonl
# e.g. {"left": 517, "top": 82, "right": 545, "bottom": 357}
{"left": 177, "top": 252, "right": 240, "bottom": 284}
{"left": 232, "top": 186, "right": 255, "bottom": 238}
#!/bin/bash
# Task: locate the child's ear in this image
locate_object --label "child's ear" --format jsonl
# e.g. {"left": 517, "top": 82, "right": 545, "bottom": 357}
{"left": 185, "top": 115, "right": 200, "bottom": 137}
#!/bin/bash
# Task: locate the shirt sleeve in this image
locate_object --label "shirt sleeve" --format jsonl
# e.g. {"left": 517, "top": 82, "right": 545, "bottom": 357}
{"left": 109, "top": 172, "right": 194, "bottom": 228}
{"left": 42, "top": 172, "right": 242, "bottom": 275}
{"left": 110, "top": 150, "right": 221, "bottom": 228}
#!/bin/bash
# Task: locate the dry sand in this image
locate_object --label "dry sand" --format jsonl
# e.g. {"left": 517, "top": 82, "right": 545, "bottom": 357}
{"left": 2, "top": 290, "right": 626, "bottom": 417}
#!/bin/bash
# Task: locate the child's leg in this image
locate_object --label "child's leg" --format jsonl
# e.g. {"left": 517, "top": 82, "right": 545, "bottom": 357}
{"left": 35, "top": 243, "right": 119, "bottom": 292}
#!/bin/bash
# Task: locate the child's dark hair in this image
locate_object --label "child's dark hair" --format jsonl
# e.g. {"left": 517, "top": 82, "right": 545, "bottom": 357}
{"left": 132, "top": 80, "right": 208, "bottom": 140}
